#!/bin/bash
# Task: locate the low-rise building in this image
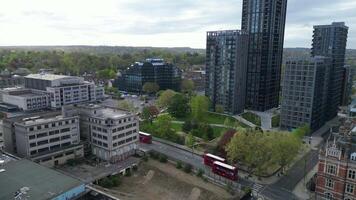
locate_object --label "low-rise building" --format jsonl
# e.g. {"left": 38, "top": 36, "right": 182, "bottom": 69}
{"left": 3, "top": 110, "right": 83, "bottom": 167}
{"left": 316, "top": 117, "right": 356, "bottom": 200}
{"left": 0, "top": 87, "right": 50, "bottom": 111}
{"left": 0, "top": 152, "right": 86, "bottom": 200}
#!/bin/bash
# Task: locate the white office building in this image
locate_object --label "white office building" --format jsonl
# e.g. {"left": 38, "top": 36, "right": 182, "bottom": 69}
{"left": 0, "top": 87, "right": 50, "bottom": 111}
{"left": 24, "top": 74, "right": 104, "bottom": 108}
{"left": 73, "top": 104, "right": 139, "bottom": 162}
{"left": 3, "top": 111, "right": 84, "bottom": 167}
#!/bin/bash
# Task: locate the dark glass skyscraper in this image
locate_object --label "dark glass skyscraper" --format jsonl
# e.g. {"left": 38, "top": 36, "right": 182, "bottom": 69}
{"left": 312, "top": 22, "right": 348, "bottom": 120}
{"left": 205, "top": 30, "right": 248, "bottom": 114}
{"left": 242, "top": 0, "right": 288, "bottom": 111}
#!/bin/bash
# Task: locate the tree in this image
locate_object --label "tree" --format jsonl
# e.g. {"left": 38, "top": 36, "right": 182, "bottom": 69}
{"left": 215, "top": 104, "right": 224, "bottom": 113}
{"left": 293, "top": 124, "right": 311, "bottom": 139}
{"left": 181, "top": 79, "right": 195, "bottom": 93}
{"left": 155, "top": 114, "right": 174, "bottom": 139}
{"left": 157, "top": 89, "right": 176, "bottom": 108}
{"left": 117, "top": 100, "right": 137, "bottom": 112}
{"left": 182, "top": 120, "right": 193, "bottom": 132}
{"left": 190, "top": 95, "right": 210, "bottom": 121}
{"left": 185, "top": 133, "right": 196, "bottom": 149}
{"left": 167, "top": 93, "right": 190, "bottom": 118}
{"left": 141, "top": 105, "right": 159, "bottom": 123}
{"left": 142, "top": 82, "right": 160, "bottom": 94}
{"left": 217, "top": 129, "right": 237, "bottom": 155}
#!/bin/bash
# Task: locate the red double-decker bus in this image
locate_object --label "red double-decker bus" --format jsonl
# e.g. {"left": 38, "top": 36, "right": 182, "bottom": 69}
{"left": 212, "top": 161, "right": 238, "bottom": 181}
{"left": 203, "top": 153, "right": 226, "bottom": 167}
{"left": 139, "top": 131, "right": 152, "bottom": 144}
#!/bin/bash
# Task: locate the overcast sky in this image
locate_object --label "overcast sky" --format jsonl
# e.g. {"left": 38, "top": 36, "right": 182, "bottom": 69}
{"left": 0, "top": 0, "right": 355, "bottom": 49}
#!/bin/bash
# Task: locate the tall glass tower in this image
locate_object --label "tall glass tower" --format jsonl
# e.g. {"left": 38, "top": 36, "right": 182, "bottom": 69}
{"left": 242, "top": 0, "right": 288, "bottom": 111}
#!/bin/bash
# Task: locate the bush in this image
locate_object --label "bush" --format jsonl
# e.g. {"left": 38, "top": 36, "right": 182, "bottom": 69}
{"left": 111, "top": 175, "right": 121, "bottom": 187}
{"left": 132, "top": 165, "right": 138, "bottom": 171}
{"left": 196, "top": 169, "right": 204, "bottom": 177}
{"left": 125, "top": 170, "right": 132, "bottom": 177}
{"left": 176, "top": 161, "right": 182, "bottom": 169}
{"left": 272, "top": 115, "right": 280, "bottom": 128}
{"left": 159, "top": 154, "right": 168, "bottom": 163}
{"left": 142, "top": 155, "right": 149, "bottom": 162}
{"left": 149, "top": 151, "right": 159, "bottom": 160}
{"left": 182, "top": 120, "right": 192, "bottom": 132}
{"left": 183, "top": 164, "right": 192, "bottom": 173}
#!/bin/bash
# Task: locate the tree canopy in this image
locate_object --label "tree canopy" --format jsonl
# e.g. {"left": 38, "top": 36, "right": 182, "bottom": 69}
{"left": 157, "top": 89, "right": 176, "bottom": 108}
{"left": 167, "top": 93, "right": 190, "bottom": 118}
{"left": 142, "top": 82, "right": 160, "bottom": 94}
{"left": 190, "top": 95, "right": 210, "bottom": 121}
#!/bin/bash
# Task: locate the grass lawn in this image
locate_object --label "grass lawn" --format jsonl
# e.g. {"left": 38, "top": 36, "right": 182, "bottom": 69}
{"left": 211, "top": 126, "right": 227, "bottom": 138}
{"left": 272, "top": 115, "right": 280, "bottom": 128}
{"left": 171, "top": 122, "right": 183, "bottom": 132}
{"left": 241, "top": 112, "right": 261, "bottom": 126}
{"left": 174, "top": 112, "right": 248, "bottom": 128}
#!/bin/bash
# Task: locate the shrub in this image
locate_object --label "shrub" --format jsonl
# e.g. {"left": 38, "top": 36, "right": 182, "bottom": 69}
{"left": 111, "top": 175, "right": 121, "bottom": 187}
{"left": 125, "top": 170, "right": 132, "bottom": 177}
{"left": 149, "top": 151, "right": 159, "bottom": 159}
{"left": 159, "top": 154, "right": 168, "bottom": 163}
{"left": 196, "top": 169, "right": 204, "bottom": 177}
{"left": 132, "top": 165, "right": 138, "bottom": 171}
{"left": 142, "top": 155, "right": 149, "bottom": 162}
{"left": 176, "top": 161, "right": 182, "bottom": 169}
{"left": 183, "top": 164, "right": 192, "bottom": 173}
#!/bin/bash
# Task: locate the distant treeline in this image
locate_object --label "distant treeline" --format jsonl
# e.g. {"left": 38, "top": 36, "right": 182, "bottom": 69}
{"left": 0, "top": 46, "right": 355, "bottom": 78}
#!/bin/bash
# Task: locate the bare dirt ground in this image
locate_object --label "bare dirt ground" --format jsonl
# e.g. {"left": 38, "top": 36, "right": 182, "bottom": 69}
{"left": 104, "top": 160, "right": 237, "bottom": 200}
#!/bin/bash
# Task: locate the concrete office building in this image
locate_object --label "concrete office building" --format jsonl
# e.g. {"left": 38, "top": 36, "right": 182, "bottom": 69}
{"left": 3, "top": 111, "right": 84, "bottom": 167}
{"left": 312, "top": 22, "right": 349, "bottom": 120}
{"left": 24, "top": 74, "right": 104, "bottom": 108}
{"left": 0, "top": 87, "right": 50, "bottom": 111}
{"left": 242, "top": 0, "right": 288, "bottom": 111}
{"left": 74, "top": 104, "right": 139, "bottom": 162}
{"left": 280, "top": 57, "right": 331, "bottom": 131}
{"left": 117, "top": 58, "right": 182, "bottom": 93}
{"left": 205, "top": 30, "right": 248, "bottom": 114}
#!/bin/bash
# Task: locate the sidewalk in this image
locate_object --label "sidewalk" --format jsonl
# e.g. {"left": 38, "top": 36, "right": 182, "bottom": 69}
{"left": 293, "top": 164, "right": 317, "bottom": 200}
{"left": 233, "top": 115, "right": 257, "bottom": 128}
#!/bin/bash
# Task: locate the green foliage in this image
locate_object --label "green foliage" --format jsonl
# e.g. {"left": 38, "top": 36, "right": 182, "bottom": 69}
{"left": 185, "top": 133, "right": 196, "bottom": 148}
{"left": 159, "top": 154, "right": 168, "bottom": 163}
{"left": 156, "top": 114, "right": 174, "bottom": 138}
{"left": 141, "top": 106, "right": 159, "bottom": 123}
{"left": 241, "top": 112, "right": 261, "bottom": 126}
{"left": 196, "top": 168, "right": 204, "bottom": 177}
{"left": 98, "top": 175, "right": 121, "bottom": 188}
{"left": 176, "top": 161, "right": 182, "bottom": 169}
{"left": 117, "top": 100, "right": 137, "bottom": 112}
{"left": 149, "top": 151, "right": 159, "bottom": 160}
{"left": 215, "top": 104, "right": 225, "bottom": 113}
{"left": 97, "top": 68, "right": 116, "bottom": 79}
{"left": 293, "top": 124, "right": 311, "bottom": 138}
{"left": 226, "top": 129, "right": 302, "bottom": 176}
{"left": 157, "top": 89, "right": 176, "bottom": 108}
{"left": 183, "top": 163, "right": 192, "bottom": 173}
{"left": 142, "top": 155, "right": 149, "bottom": 162}
{"left": 142, "top": 82, "right": 160, "bottom": 94}
{"left": 190, "top": 95, "right": 210, "bottom": 121}
{"left": 167, "top": 93, "right": 190, "bottom": 118}
{"left": 182, "top": 120, "right": 193, "bottom": 132}
{"left": 181, "top": 79, "right": 195, "bottom": 93}
{"left": 272, "top": 115, "right": 280, "bottom": 128}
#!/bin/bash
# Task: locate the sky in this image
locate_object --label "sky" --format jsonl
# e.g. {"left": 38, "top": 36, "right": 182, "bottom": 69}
{"left": 0, "top": 0, "right": 355, "bottom": 49}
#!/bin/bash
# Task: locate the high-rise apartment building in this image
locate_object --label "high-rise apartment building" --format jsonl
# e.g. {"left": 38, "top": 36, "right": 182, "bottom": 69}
{"left": 312, "top": 22, "right": 349, "bottom": 120}
{"left": 205, "top": 30, "right": 248, "bottom": 114}
{"left": 242, "top": 0, "right": 288, "bottom": 111}
{"left": 280, "top": 57, "right": 331, "bottom": 131}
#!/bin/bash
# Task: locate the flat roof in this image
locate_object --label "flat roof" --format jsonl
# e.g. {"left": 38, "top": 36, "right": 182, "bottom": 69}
{"left": 26, "top": 74, "right": 76, "bottom": 81}
{"left": 0, "top": 155, "right": 83, "bottom": 200}
{"left": 95, "top": 107, "right": 129, "bottom": 119}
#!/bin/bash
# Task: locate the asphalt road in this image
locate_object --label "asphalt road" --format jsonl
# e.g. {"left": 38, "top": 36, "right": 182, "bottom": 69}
{"left": 139, "top": 141, "right": 305, "bottom": 200}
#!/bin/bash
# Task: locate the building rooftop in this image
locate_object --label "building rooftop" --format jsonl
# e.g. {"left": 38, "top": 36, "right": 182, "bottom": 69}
{"left": 26, "top": 74, "right": 72, "bottom": 81}
{"left": 0, "top": 153, "right": 83, "bottom": 200}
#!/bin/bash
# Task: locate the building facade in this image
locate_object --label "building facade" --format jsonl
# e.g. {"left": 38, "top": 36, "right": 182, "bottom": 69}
{"left": 117, "top": 58, "right": 182, "bottom": 93}
{"left": 316, "top": 118, "right": 356, "bottom": 200}
{"left": 74, "top": 104, "right": 139, "bottom": 163}
{"left": 242, "top": 0, "right": 288, "bottom": 111}
{"left": 3, "top": 111, "right": 84, "bottom": 167}
{"left": 205, "top": 30, "right": 248, "bottom": 114}
{"left": 0, "top": 88, "right": 50, "bottom": 111}
{"left": 24, "top": 74, "right": 104, "bottom": 108}
{"left": 341, "top": 66, "right": 354, "bottom": 106}
{"left": 312, "top": 22, "right": 349, "bottom": 120}
{"left": 280, "top": 57, "right": 331, "bottom": 131}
